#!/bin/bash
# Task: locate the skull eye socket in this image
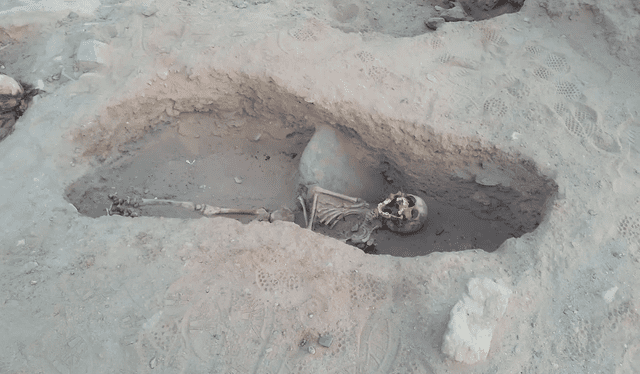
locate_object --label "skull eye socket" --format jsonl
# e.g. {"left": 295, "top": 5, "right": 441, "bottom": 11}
{"left": 382, "top": 198, "right": 401, "bottom": 214}
{"left": 411, "top": 209, "right": 419, "bottom": 219}
{"left": 406, "top": 195, "right": 416, "bottom": 207}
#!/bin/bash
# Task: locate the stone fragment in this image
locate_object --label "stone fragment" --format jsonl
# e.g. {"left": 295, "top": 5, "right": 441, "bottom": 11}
{"left": 471, "top": 191, "right": 491, "bottom": 206}
{"left": 76, "top": 40, "right": 109, "bottom": 69}
{"left": 442, "top": 278, "right": 512, "bottom": 364}
{"left": 603, "top": 286, "right": 618, "bottom": 304}
{"left": 318, "top": 334, "right": 333, "bottom": 348}
{"left": 270, "top": 206, "right": 295, "bottom": 223}
{"left": 106, "top": 25, "right": 118, "bottom": 38}
{"left": 141, "top": 5, "right": 158, "bottom": 17}
{"left": 425, "top": 17, "right": 445, "bottom": 30}
{"left": 157, "top": 69, "right": 169, "bottom": 80}
{"left": 232, "top": 0, "right": 248, "bottom": 8}
{"left": 439, "top": 2, "right": 472, "bottom": 22}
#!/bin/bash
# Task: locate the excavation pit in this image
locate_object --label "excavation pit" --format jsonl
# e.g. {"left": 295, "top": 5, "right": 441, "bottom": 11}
{"left": 66, "top": 73, "right": 557, "bottom": 257}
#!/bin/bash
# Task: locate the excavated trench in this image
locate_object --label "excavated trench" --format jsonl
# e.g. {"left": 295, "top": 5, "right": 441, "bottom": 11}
{"left": 66, "top": 72, "right": 556, "bottom": 257}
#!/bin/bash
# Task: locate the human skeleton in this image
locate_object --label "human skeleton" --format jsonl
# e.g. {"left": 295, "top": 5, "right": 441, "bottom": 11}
{"left": 108, "top": 186, "right": 428, "bottom": 248}
{"left": 300, "top": 185, "right": 428, "bottom": 247}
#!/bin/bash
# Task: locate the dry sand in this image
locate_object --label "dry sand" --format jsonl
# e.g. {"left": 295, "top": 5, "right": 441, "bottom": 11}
{"left": 1, "top": 0, "right": 639, "bottom": 372}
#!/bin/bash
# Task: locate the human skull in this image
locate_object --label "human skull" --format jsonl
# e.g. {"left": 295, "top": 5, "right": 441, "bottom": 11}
{"left": 376, "top": 192, "right": 428, "bottom": 234}
{"left": 0, "top": 74, "right": 26, "bottom": 142}
{"left": 0, "top": 74, "right": 24, "bottom": 109}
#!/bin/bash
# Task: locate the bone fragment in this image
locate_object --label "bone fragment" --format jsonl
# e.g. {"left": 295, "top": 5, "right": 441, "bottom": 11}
{"left": 308, "top": 185, "right": 360, "bottom": 203}
{"left": 308, "top": 192, "right": 319, "bottom": 230}
{"left": 298, "top": 196, "right": 308, "bottom": 227}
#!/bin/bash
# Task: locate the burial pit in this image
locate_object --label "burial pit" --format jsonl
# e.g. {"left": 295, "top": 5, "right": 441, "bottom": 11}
{"left": 65, "top": 72, "right": 557, "bottom": 257}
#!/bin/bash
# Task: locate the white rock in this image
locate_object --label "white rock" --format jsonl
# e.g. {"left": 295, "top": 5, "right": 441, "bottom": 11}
{"left": 442, "top": 278, "right": 512, "bottom": 364}
{"left": 425, "top": 17, "right": 445, "bottom": 30}
{"left": 439, "top": 2, "right": 471, "bottom": 22}
{"left": 603, "top": 286, "right": 618, "bottom": 304}
{"left": 0, "top": 74, "right": 23, "bottom": 96}
{"left": 157, "top": 69, "right": 169, "bottom": 80}
{"left": 76, "top": 40, "right": 109, "bottom": 68}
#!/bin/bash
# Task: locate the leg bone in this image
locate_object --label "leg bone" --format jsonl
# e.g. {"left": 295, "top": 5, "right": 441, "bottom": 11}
{"left": 120, "top": 197, "right": 269, "bottom": 219}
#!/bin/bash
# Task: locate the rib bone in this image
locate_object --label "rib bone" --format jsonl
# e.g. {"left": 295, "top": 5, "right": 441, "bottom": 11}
{"left": 306, "top": 185, "right": 371, "bottom": 230}
{"left": 316, "top": 201, "right": 371, "bottom": 228}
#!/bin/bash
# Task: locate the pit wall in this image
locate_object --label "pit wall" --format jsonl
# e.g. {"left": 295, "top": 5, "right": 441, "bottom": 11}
{"left": 73, "top": 69, "right": 557, "bottom": 239}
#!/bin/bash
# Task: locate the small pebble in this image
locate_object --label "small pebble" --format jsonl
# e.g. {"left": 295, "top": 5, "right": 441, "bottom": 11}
{"left": 425, "top": 17, "right": 445, "bottom": 30}
{"left": 234, "top": 177, "right": 243, "bottom": 184}
{"left": 318, "top": 334, "right": 333, "bottom": 348}
{"left": 308, "top": 346, "right": 315, "bottom": 354}
{"left": 141, "top": 5, "right": 158, "bottom": 17}
{"left": 270, "top": 207, "right": 295, "bottom": 222}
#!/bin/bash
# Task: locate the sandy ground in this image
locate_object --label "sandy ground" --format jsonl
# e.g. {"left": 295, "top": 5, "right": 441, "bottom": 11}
{"left": 1, "top": 0, "right": 640, "bottom": 373}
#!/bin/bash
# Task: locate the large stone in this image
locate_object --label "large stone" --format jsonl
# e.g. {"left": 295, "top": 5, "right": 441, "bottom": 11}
{"left": 0, "top": 74, "right": 24, "bottom": 142}
{"left": 297, "top": 125, "right": 385, "bottom": 203}
{"left": 76, "top": 39, "right": 109, "bottom": 69}
{"left": 442, "top": 278, "right": 512, "bottom": 364}
{"left": 439, "top": 2, "right": 472, "bottom": 22}
{"left": 425, "top": 17, "right": 446, "bottom": 30}
{"left": 0, "top": 74, "right": 23, "bottom": 96}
